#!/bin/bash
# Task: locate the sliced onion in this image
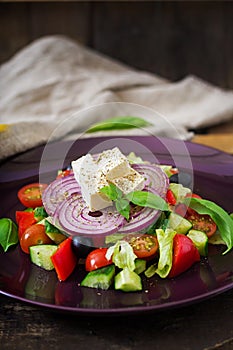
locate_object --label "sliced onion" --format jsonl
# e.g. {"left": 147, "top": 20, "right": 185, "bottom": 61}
{"left": 42, "top": 174, "right": 81, "bottom": 216}
{"left": 132, "top": 163, "right": 169, "bottom": 198}
{"left": 118, "top": 188, "right": 162, "bottom": 234}
{"left": 43, "top": 160, "right": 169, "bottom": 237}
{"left": 54, "top": 195, "right": 125, "bottom": 237}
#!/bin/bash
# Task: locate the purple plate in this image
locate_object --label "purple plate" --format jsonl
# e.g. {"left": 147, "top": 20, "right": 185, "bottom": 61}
{"left": 0, "top": 136, "right": 233, "bottom": 316}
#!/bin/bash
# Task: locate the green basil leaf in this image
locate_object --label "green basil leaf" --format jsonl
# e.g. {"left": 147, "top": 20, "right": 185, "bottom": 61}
{"left": 100, "top": 183, "right": 122, "bottom": 201}
{"left": 0, "top": 218, "right": 18, "bottom": 252}
{"left": 87, "top": 116, "right": 151, "bottom": 133}
{"left": 34, "top": 207, "right": 48, "bottom": 221}
{"left": 44, "top": 219, "right": 61, "bottom": 234}
{"left": 184, "top": 198, "right": 233, "bottom": 254}
{"left": 116, "top": 198, "right": 130, "bottom": 220}
{"left": 126, "top": 191, "right": 169, "bottom": 211}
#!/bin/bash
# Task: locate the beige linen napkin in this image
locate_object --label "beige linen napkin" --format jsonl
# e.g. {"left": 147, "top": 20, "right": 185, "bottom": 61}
{"left": 0, "top": 35, "right": 233, "bottom": 160}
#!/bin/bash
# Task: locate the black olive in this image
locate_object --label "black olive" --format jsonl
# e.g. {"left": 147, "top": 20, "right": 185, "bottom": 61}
{"left": 170, "top": 172, "right": 192, "bottom": 188}
{"left": 72, "top": 236, "right": 94, "bottom": 258}
{"left": 169, "top": 173, "right": 179, "bottom": 184}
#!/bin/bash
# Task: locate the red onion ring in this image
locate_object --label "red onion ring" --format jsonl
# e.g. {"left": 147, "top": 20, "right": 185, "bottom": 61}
{"left": 42, "top": 174, "right": 81, "bottom": 216}
{"left": 54, "top": 195, "right": 125, "bottom": 237}
{"left": 132, "top": 163, "right": 169, "bottom": 198}
{"left": 43, "top": 159, "right": 169, "bottom": 237}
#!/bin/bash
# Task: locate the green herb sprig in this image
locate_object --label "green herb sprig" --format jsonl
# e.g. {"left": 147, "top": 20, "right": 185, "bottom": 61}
{"left": 100, "top": 184, "right": 169, "bottom": 220}
{"left": 87, "top": 116, "right": 151, "bottom": 133}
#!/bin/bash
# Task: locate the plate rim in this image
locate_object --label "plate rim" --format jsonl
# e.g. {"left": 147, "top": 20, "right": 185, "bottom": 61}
{"left": 1, "top": 135, "right": 233, "bottom": 315}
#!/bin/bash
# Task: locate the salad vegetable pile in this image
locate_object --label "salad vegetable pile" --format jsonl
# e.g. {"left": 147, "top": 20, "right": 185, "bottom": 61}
{"left": 0, "top": 147, "right": 233, "bottom": 293}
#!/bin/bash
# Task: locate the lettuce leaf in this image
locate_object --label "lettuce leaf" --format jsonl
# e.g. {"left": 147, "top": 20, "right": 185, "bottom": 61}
{"left": 145, "top": 228, "right": 176, "bottom": 278}
{"left": 106, "top": 240, "right": 137, "bottom": 271}
{"left": 169, "top": 183, "right": 191, "bottom": 202}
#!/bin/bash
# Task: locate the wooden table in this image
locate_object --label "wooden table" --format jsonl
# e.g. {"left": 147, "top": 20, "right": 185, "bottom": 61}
{"left": 0, "top": 123, "right": 233, "bottom": 350}
{"left": 1, "top": 290, "right": 233, "bottom": 350}
{"left": 192, "top": 119, "right": 233, "bottom": 154}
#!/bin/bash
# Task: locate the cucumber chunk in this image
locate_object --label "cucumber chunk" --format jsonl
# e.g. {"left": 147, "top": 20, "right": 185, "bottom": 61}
{"left": 115, "top": 268, "right": 142, "bottom": 292}
{"left": 168, "top": 212, "right": 192, "bottom": 234}
{"left": 134, "top": 259, "right": 147, "bottom": 275}
{"left": 29, "top": 245, "right": 58, "bottom": 270}
{"left": 45, "top": 231, "right": 67, "bottom": 245}
{"left": 81, "top": 265, "right": 115, "bottom": 290}
{"left": 44, "top": 220, "right": 67, "bottom": 244}
{"left": 187, "top": 229, "right": 208, "bottom": 256}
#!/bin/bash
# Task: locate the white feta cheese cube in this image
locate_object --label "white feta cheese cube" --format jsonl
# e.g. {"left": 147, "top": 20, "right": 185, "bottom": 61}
{"left": 111, "top": 168, "right": 145, "bottom": 195}
{"left": 97, "top": 147, "right": 131, "bottom": 180}
{"left": 72, "top": 154, "right": 112, "bottom": 211}
{"left": 71, "top": 148, "right": 145, "bottom": 211}
{"left": 82, "top": 171, "right": 113, "bottom": 211}
{"left": 72, "top": 154, "right": 96, "bottom": 184}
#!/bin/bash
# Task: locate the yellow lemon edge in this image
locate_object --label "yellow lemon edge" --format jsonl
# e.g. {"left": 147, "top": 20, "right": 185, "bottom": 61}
{"left": 0, "top": 124, "right": 9, "bottom": 132}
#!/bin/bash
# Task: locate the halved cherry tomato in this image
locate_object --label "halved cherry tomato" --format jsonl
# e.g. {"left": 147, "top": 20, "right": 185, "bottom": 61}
{"left": 185, "top": 209, "right": 217, "bottom": 238}
{"left": 56, "top": 169, "right": 72, "bottom": 179}
{"left": 166, "top": 189, "right": 177, "bottom": 206}
{"left": 170, "top": 168, "right": 179, "bottom": 175}
{"left": 169, "top": 234, "right": 200, "bottom": 278}
{"left": 175, "top": 201, "right": 217, "bottom": 238}
{"left": 18, "top": 183, "right": 48, "bottom": 208}
{"left": 127, "top": 234, "right": 159, "bottom": 260}
{"left": 16, "top": 211, "right": 37, "bottom": 239}
{"left": 51, "top": 237, "right": 77, "bottom": 281}
{"left": 185, "top": 193, "right": 202, "bottom": 199}
{"left": 85, "top": 248, "right": 112, "bottom": 272}
{"left": 20, "top": 224, "right": 53, "bottom": 254}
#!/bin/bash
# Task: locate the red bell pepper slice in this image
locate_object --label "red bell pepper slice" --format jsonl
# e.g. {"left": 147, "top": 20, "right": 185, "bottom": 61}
{"left": 169, "top": 234, "right": 200, "bottom": 278}
{"left": 51, "top": 237, "right": 77, "bottom": 281}
{"left": 16, "top": 211, "right": 37, "bottom": 239}
{"left": 166, "top": 189, "right": 177, "bottom": 206}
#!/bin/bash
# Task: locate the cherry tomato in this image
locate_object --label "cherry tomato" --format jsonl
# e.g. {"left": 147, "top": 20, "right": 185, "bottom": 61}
{"left": 170, "top": 168, "right": 179, "bottom": 175}
{"left": 20, "top": 224, "right": 52, "bottom": 254}
{"left": 85, "top": 248, "right": 112, "bottom": 272}
{"left": 18, "top": 183, "right": 48, "bottom": 208}
{"left": 166, "top": 189, "right": 177, "bottom": 206}
{"left": 127, "top": 234, "right": 159, "bottom": 260}
{"left": 169, "top": 234, "right": 200, "bottom": 278}
{"left": 56, "top": 169, "right": 72, "bottom": 179}
{"left": 185, "top": 209, "right": 217, "bottom": 238}
{"left": 186, "top": 193, "right": 202, "bottom": 199}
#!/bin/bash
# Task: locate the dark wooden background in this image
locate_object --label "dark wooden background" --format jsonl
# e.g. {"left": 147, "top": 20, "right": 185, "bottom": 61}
{"left": 1, "top": 1, "right": 233, "bottom": 89}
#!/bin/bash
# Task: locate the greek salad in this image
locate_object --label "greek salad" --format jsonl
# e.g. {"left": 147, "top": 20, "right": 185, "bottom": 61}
{"left": 0, "top": 147, "right": 233, "bottom": 293}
